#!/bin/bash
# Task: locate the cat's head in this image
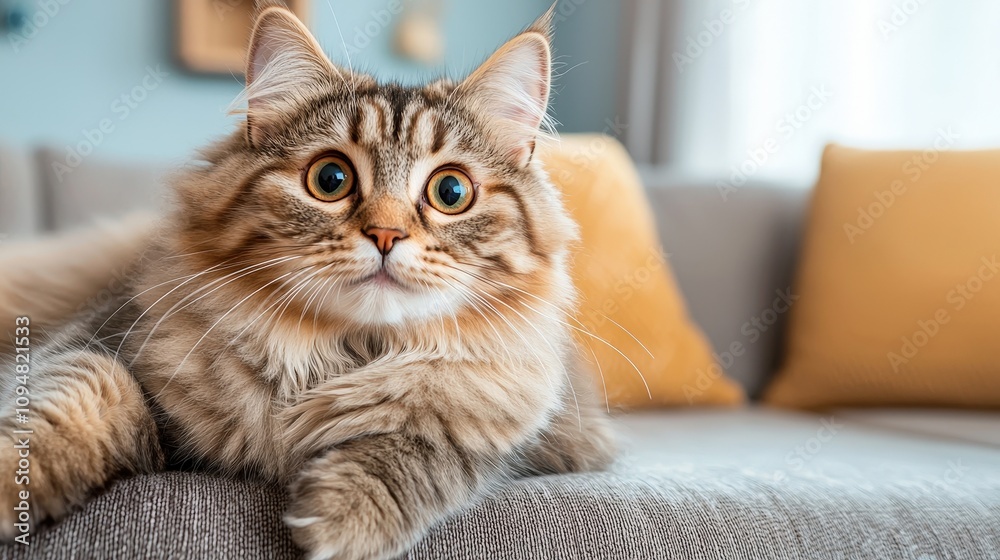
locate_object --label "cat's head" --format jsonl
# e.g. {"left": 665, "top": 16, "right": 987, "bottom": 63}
{"left": 173, "top": 6, "right": 578, "bottom": 329}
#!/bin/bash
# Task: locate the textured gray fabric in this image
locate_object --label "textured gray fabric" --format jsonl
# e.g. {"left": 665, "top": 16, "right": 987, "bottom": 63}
{"left": 836, "top": 408, "right": 1000, "bottom": 448}
{"left": 644, "top": 184, "right": 809, "bottom": 397}
{"left": 2, "top": 409, "right": 998, "bottom": 559}
{"left": 0, "top": 473, "right": 296, "bottom": 560}
{"left": 34, "top": 149, "right": 167, "bottom": 232}
{"left": 0, "top": 142, "right": 41, "bottom": 239}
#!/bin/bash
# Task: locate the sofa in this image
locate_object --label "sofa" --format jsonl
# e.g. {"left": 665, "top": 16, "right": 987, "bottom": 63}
{"left": 1, "top": 141, "right": 998, "bottom": 559}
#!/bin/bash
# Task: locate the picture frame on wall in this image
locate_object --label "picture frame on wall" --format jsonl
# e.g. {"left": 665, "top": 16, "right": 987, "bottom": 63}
{"left": 176, "top": 0, "right": 310, "bottom": 76}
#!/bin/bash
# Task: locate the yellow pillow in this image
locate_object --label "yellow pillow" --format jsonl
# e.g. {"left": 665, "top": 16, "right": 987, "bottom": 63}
{"left": 766, "top": 143, "right": 1000, "bottom": 409}
{"left": 541, "top": 135, "right": 745, "bottom": 409}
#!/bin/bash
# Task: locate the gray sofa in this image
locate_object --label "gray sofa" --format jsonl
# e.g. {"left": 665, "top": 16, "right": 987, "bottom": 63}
{"left": 1, "top": 143, "right": 998, "bottom": 559}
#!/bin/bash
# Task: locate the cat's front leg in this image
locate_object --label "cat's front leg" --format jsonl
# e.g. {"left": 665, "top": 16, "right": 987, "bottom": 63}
{"left": 518, "top": 363, "right": 618, "bottom": 476}
{"left": 281, "top": 360, "right": 561, "bottom": 560}
{"left": 0, "top": 346, "right": 163, "bottom": 539}
{"left": 286, "top": 431, "right": 491, "bottom": 560}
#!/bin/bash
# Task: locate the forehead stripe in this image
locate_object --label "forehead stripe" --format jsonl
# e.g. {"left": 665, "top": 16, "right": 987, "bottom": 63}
{"left": 431, "top": 115, "right": 448, "bottom": 154}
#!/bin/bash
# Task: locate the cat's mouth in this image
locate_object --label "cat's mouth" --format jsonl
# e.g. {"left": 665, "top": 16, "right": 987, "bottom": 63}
{"left": 353, "top": 268, "right": 412, "bottom": 291}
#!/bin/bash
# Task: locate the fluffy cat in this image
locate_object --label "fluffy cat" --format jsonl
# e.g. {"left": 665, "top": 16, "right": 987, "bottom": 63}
{"left": 0, "top": 5, "right": 615, "bottom": 559}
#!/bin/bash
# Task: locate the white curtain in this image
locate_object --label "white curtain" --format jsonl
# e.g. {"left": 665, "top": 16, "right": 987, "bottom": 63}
{"left": 622, "top": 0, "right": 1000, "bottom": 183}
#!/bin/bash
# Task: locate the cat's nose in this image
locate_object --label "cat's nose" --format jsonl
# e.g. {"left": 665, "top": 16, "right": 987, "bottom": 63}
{"left": 364, "top": 227, "right": 408, "bottom": 256}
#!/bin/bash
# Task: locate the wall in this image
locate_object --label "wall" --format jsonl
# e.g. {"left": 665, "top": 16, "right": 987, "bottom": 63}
{"left": 0, "top": 0, "right": 619, "bottom": 165}
{"left": 550, "top": 0, "right": 622, "bottom": 135}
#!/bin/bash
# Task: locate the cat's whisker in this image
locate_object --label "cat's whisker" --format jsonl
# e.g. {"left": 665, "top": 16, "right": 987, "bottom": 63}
{"left": 301, "top": 276, "right": 333, "bottom": 331}
{"left": 451, "top": 261, "right": 655, "bottom": 360}
{"left": 82, "top": 256, "right": 241, "bottom": 352}
{"left": 442, "top": 262, "right": 613, "bottom": 408}
{"left": 466, "top": 292, "right": 537, "bottom": 369}
{"left": 155, "top": 265, "right": 315, "bottom": 401}
{"left": 494, "top": 288, "right": 651, "bottom": 400}
{"left": 158, "top": 247, "right": 225, "bottom": 261}
{"left": 311, "top": 270, "right": 347, "bottom": 331}
{"left": 454, "top": 280, "right": 559, "bottom": 387}
{"left": 214, "top": 266, "right": 326, "bottom": 366}
{"left": 462, "top": 284, "right": 583, "bottom": 426}
{"left": 442, "top": 263, "right": 652, "bottom": 399}
{"left": 584, "top": 339, "right": 612, "bottom": 414}
{"left": 296, "top": 264, "right": 338, "bottom": 332}
{"left": 413, "top": 275, "right": 453, "bottom": 343}
{"left": 269, "top": 270, "right": 323, "bottom": 333}
{"left": 262, "top": 267, "right": 324, "bottom": 327}
{"left": 123, "top": 253, "right": 306, "bottom": 358}
{"left": 102, "top": 255, "right": 273, "bottom": 359}
{"left": 434, "top": 274, "right": 513, "bottom": 365}
{"left": 325, "top": 0, "right": 358, "bottom": 104}
{"left": 125, "top": 255, "right": 302, "bottom": 366}
{"left": 206, "top": 266, "right": 329, "bottom": 384}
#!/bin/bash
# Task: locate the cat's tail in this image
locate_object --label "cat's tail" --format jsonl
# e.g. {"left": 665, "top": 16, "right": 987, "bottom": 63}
{"left": 0, "top": 214, "right": 158, "bottom": 355}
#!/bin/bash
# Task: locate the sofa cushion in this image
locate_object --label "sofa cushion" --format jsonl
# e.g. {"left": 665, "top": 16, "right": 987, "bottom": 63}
{"left": 4, "top": 409, "right": 998, "bottom": 559}
{"left": 644, "top": 182, "right": 808, "bottom": 397}
{"left": 0, "top": 142, "right": 42, "bottom": 239}
{"left": 766, "top": 144, "right": 1000, "bottom": 408}
{"left": 543, "top": 137, "right": 745, "bottom": 408}
{"left": 35, "top": 148, "right": 168, "bottom": 232}
{"left": 834, "top": 408, "right": 1000, "bottom": 448}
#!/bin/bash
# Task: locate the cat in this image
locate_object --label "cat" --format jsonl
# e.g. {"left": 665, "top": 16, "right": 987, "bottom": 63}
{"left": 0, "top": 4, "right": 615, "bottom": 559}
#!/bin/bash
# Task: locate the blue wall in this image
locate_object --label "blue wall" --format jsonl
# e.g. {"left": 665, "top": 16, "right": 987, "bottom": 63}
{"left": 0, "top": 0, "right": 619, "bottom": 164}
{"left": 549, "top": 0, "right": 622, "bottom": 134}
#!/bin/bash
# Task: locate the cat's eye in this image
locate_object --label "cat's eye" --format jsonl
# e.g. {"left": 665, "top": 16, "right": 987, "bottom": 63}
{"left": 305, "top": 154, "right": 356, "bottom": 202}
{"left": 426, "top": 168, "right": 475, "bottom": 215}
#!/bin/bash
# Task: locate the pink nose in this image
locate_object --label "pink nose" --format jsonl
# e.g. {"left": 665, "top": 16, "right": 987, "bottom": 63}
{"left": 364, "top": 227, "right": 408, "bottom": 256}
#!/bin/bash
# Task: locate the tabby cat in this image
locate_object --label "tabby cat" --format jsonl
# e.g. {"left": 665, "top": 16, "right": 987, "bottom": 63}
{"left": 0, "top": 5, "right": 615, "bottom": 559}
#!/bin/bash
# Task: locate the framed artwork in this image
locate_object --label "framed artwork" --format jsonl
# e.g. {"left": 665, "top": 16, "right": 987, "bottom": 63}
{"left": 176, "top": 0, "right": 310, "bottom": 76}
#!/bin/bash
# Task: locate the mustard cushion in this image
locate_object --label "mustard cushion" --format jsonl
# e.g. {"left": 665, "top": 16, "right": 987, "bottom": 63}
{"left": 541, "top": 135, "right": 745, "bottom": 408}
{"left": 766, "top": 143, "right": 1000, "bottom": 408}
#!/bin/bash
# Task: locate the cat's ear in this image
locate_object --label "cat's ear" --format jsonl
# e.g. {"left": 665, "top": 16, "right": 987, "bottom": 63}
{"left": 458, "top": 8, "right": 554, "bottom": 167}
{"left": 242, "top": 6, "right": 339, "bottom": 146}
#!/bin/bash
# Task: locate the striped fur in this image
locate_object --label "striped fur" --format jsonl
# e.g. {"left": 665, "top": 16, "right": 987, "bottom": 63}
{"left": 0, "top": 6, "right": 615, "bottom": 559}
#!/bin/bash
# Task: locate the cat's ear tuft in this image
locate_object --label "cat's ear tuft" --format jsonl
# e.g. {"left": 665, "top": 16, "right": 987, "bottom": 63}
{"left": 241, "top": 6, "right": 338, "bottom": 146}
{"left": 459, "top": 10, "right": 554, "bottom": 167}
{"left": 526, "top": 3, "right": 556, "bottom": 42}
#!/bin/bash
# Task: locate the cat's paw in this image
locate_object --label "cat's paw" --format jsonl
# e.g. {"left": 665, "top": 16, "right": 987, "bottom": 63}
{"left": 286, "top": 453, "right": 413, "bottom": 560}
